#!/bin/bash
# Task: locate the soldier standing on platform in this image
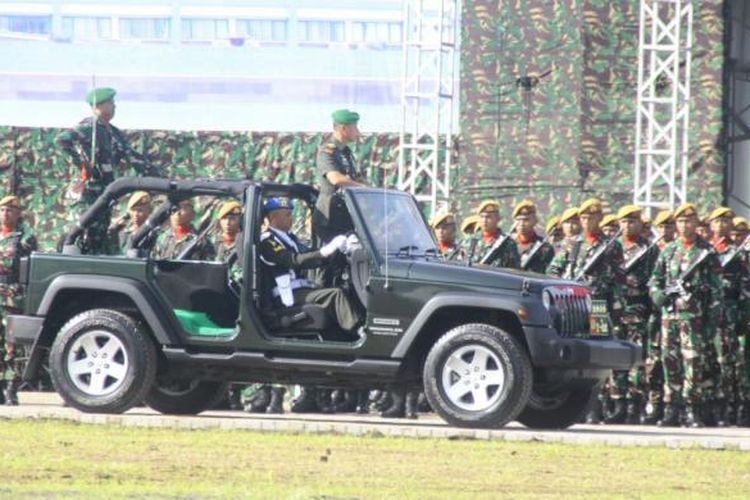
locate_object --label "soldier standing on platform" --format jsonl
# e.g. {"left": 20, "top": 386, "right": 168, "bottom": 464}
{"left": 469, "top": 200, "right": 520, "bottom": 268}
{"left": 512, "top": 200, "right": 554, "bottom": 273}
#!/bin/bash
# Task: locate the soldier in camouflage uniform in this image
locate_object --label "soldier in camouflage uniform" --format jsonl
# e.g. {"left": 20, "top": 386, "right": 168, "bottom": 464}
{"left": 153, "top": 200, "right": 215, "bottom": 260}
{"left": 512, "top": 200, "right": 554, "bottom": 273}
{"left": 642, "top": 210, "right": 676, "bottom": 424}
{"left": 708, "top": 207, "right": 750, "bottom": 426}
{"left": 113, "top": 191, "right": 153, "bottom": 253}
{"left": 696, "top": 216, "right": 712, "bottom": 243}
{"left": 545, "top": 216, "right": 563, "bottom": 253}
{"left": 600, "top": 214, "right": 619, "bottom": 240}
{"left": 0, "top": 195, "right": 38, "bottom": 404}
{"left": 466, "top": 200, "right": 520, "bottom": 268}
{"left": 732, "top": 217, "right": 749, "bottom": 246}
{"left": 560, "top": 207, "right": 582, "bottom": 240}
{"left": 613, "top": 205, "right": 659, "bottom": 424}
{"left": 649, "top": 203, "right": 723, "bottom": 427}
{"left": 56, "top": 88, "right": 159, "bottom": 255}
{"left": 547, "top": 199, "right": 625, "bottom": 424}
{"left": 735, "top": 218, "right": 750, "bottom": 425}
{"left": 431, "top": 212, "right": 464, "bottom": 260}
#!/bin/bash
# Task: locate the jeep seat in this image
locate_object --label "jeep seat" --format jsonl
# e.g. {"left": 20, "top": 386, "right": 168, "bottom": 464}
{"left": 263, "top": 303, "right": 332, "bottom": 334}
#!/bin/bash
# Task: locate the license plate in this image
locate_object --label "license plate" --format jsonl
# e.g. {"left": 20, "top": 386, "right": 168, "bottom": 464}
{"left": 589, "top": 299, "right": 611, "bottom": 337}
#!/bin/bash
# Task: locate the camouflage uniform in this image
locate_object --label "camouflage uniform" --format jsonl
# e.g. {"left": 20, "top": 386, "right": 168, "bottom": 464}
{"left": 515, "top": 233, "right": 555, "bottom": 274}
{"left": 468, "top": 232, "right": 521, "bottom": 268}
{"left": 56, "top": 116, "right": 157, "bottom": 254}
{"left": 0, "top": 224, "right": 38, "bottom": 399}
{"left": 438, "top": 241, "right": 466, "bottom": 261}
{"left": 649, "top": 239, "right": 723, "bottom": 422}
{"left": 153, "top": 229, "right": 215, "bottom": 261}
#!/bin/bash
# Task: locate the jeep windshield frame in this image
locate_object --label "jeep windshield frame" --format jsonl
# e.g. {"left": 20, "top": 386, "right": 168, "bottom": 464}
{"left": 346, "top": 189, "right": 437, "bottom": 264}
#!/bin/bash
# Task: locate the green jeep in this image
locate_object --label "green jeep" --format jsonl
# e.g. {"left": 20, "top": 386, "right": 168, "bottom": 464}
{"left": 7, "top": 178, "right": 641, "bottom": 429}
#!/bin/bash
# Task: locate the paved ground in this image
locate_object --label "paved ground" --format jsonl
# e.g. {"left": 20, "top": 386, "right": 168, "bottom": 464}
{"left": 3, "top": 392, "right": 750, "bottom": 451}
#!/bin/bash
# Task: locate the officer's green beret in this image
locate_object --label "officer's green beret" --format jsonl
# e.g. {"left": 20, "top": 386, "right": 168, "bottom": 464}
{"left": 332, "top": 109, "right": 360, "bottom": 125}
{"left": 86, "top": 87, "right": 116, "bottom": 106}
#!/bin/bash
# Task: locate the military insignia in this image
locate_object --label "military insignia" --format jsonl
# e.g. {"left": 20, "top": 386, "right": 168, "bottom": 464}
{"left": 270, "top": 240, "right": 285, "bottom": 253}
{"left": 322, "top": 143, "right": 336, "bottom": 154}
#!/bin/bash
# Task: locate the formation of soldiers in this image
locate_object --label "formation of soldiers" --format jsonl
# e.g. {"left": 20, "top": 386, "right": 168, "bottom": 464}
{"left": 430, "top": 198, "right": 750, "bottom": 427}
{"left": 1, "top": 87, "right": 749, "bottom": 428}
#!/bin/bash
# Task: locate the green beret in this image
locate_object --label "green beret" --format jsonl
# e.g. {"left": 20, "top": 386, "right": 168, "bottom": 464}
{"left": 86, "top": 87, "right": 116, "bottom": 106}
{"left": 332, "top": 109, "right": 360, "bottom": 125}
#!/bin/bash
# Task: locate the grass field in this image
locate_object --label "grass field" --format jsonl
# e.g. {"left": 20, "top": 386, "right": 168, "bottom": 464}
{"left": 0, "top": 419, "right": 748, "bottom": 498}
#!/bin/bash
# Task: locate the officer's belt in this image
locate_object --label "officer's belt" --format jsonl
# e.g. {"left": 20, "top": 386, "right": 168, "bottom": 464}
{"left": 272, "top": 279, "right": 316, "bottom": 298}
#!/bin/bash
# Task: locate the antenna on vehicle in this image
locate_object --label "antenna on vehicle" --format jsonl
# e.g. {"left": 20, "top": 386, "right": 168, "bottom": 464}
{"left": 90, "top": 76, "right": 97, "bottom": 176}
{"left": 383, "top": 164, "right": 390, "bottom": 289}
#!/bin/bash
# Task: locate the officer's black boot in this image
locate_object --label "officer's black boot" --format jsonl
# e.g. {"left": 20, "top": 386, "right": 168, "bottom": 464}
{"left": 682, "top": 404, "right": 704, "bottom": 428}
{"left": 405, "top": 391, "right": 419, "bottom": 420}
{"left": 624, "top": 398, "right": 641, "bottom": 425}
{"left": 3, "top": 379, "right": 19, "bottom": 406}
{"left": 657, "top": 403, "right": 681, "bottom": 427}
{"left": 355, "top": 390, "right": 370, "bottom": 414}
{"left": 315, "top": 389, "right": 335, "bottom": 414}
{"left": 244, "top": 385, "right": 271, "bottom": 413}
{"left": 381, "top": 389, "right": 406, "bottom": 418}
{"left": 266, "top": 386, "right": 286, "bottom": 414}
{"left": 605, "top": 399, "right": 627, "bottom": 424}
{"left": 291, "top": 386, "right": 318, "bottom": 413}
{"left": 641, "top": 402, "right": 663, "bottom": 425}
{"left": 585, "top": 398, "right": 603, "bottom": 424}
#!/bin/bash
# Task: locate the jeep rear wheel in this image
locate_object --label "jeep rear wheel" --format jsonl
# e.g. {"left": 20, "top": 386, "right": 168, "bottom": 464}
{"left": 50, "top": 309, "right": 157, "bottom": 414}
{"left": 423, "top": 323, "right": 532, "bottom": 429}
{"left": 145, "top": 378, "right": 228, "bottom": 415}
{"left": 517, "top": 388, "right": 593, "bottom": 429}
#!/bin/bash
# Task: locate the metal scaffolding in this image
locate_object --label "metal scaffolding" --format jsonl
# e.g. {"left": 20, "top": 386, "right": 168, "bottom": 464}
{"left": 398, "top": 0, "right": 458, "bottom": 216}
{"left": 634, "top": 0, "right": 693, "bottom": 213}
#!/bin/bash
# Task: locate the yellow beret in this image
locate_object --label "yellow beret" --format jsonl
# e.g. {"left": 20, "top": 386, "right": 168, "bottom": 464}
{"left": 545, "top": 216, "right": 560, "bottom": 234}
{"left": 218, "top": 200, "right": 242, "bottom": 219}
{"left": 578, "top": 198, "right": 603, "bottom": 215}
{"left": 461, "top": 215, "right": 480, "bottom": 235}
{"left": 616, "top": 204, "right": 642, "bottom": 220}
{"left": 560, "top": 207, "right": 580, "bottom": 223}
{"left": 512, "top": 199, "right": 536, "bottom": 218}
{"left": 476, "top": 200, "right": 500, "bottom": 215}
{"left": 733, "top": 216, "right": 748, "bottom": 230}
{"left": 653, "top": 210, "right": 674, "bottom": 226}
{"left": 127, "top": 191, "right": 151, "bottom": 210}
{"left": 673, "top": 203, "right": 698, "bottom": 219}
{"left": 601, "top": 214, "right": 618, "bottom": 228}
{"left": 707, "top": 206, "right": 735, "bottom": 221}
{"left": 0, "top": 195, "right": 20, "bottom": 208}
{"left": 430, "top": 211, "right": 455, "bottom": 229}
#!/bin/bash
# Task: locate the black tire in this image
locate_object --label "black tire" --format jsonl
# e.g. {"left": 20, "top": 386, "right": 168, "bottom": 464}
{"left": 50, "top": 309, "right": 157, "bottom": 413}
{"left": 516, "top": 388, "right": 593, "bottom": 429}
{"left": 145, "top": 378, "right": 228, "bottom": 415}
{"left": 423, "top": 323, "right": 533, "bottom": 429}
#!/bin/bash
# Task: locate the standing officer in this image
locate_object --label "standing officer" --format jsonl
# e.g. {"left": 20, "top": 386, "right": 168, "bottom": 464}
{"left": 56, "top": 87, "right": 159, "bottom": 254}
{"left": 469, "top": 200, "right": 520, "bottom": 268}
{"left": 431, "top": 212, "right": 463, "bottom": 260}
{"left": 115, "top": 191, "right": 153, "bottom": 253}
{"left": 0, "top": 195, "right": 38, "bottom": 404}
{"left": 313, "top": 109, "right": 367, "bottom": 245}
{"left": 649, "top": 203, "right": 723, "bottom": 427}
{"left": 614, "top": 205, "right": 658, "bottom": 424}
{"left": 512, "top": 200, "right": 554, "bottom": 273}
{"left": 154, "top": 200, "right": 215, "bottom": 260}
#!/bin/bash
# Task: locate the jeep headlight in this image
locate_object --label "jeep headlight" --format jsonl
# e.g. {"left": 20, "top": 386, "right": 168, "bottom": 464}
{"left": 542, "top": 289, "right": 553, "bottom": 310}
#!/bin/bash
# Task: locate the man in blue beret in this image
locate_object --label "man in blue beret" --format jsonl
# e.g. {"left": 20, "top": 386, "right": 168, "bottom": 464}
{"left": 312, "top": 109, "right": 367, "bottom": 244}
{"left": 56, "top": 87, "right": 160, "bottom": 254}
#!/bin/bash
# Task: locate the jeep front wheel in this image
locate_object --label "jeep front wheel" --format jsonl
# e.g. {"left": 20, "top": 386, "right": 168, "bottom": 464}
{"left": 423, "top": 323, "right": 532, "bottom": 429}
{"left": 50, "top": 309, "right": 157, "bottom": 414}
{"left": 145, "top": 378, "right": 228, "bottom": 415}
{"left": 516, "top": 388, "right": 593, "bottom": 429}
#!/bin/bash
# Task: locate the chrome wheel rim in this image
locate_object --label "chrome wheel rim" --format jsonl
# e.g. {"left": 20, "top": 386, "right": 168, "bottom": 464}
{"left": 441, "top": 344, "right": 505, "bottom": 412}
{"left": 66, "top": 330, "right": 129, "bottom": 397}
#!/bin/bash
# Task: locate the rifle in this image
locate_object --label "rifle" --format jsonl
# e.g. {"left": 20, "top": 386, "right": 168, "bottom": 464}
{"left": 480, "top": 221, "right": 519, "bottom": 265}
{"left": 520, "top": 233, "right": 552, "bottom": 270}
{"left": 720, "top": 234, "right": 750, "bottom": 269}
{"left": 664, "top": 248, "right": 711, "bottom": 303}
{"left": 573, "top": 229, "right": 623, "bottom": 283}
{"left": 623, "top": 235, "right": 663, "bottom": 274}
{"left": 174, "top": 199, "right": 222, "bottom": 260}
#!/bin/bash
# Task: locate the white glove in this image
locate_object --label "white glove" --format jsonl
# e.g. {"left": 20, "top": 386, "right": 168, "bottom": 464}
{"left": 320, "top": 234, "right": 347, "bottom": 257}
{"left": 343, "top": 234, "right": 361, "bottom": 254}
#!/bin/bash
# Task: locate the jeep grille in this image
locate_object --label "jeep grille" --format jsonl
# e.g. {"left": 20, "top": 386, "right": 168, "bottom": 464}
{"left": 543, "top": 286, "right": 592, "bottom": 338}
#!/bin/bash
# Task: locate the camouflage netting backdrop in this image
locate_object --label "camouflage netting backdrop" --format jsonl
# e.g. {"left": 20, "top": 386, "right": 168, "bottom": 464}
{"left": 459, "top": 0, "right": 726, "bottom": 222}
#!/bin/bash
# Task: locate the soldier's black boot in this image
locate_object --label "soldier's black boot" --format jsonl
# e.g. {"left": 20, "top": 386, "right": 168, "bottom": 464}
{"left": 332, "top": 390, "right": 358, "bottom": 413}
{"left": 405, "top": 391, "right": 419, "bottom": 419}
{"left": 706, "top": 400, "right": 726, "bottom": 428}
{"left": 624, "top": 398, "right": 641, "bottom": 425}
{"left": 291, "top": 386, "right": 318, "bottom": 413}
{"left": 657, "top": 404, "right": 681, "bottom": 427}
{"left": 682, "top": 404, "right": 704, "bottom": 428}
{"left": 373, "top": 391, "right": 392, "bottom": 412}
{"left": 381, "top": 389, "right": 406, "bottom": 418}
{"left": 417, "top": 392, "right": 432, "bottom": 413}
{"left": 315, "top": 389, "right": 335, "bottom": 414}
{"left": 227, "top": 385, "right": 242, "bottom": 411}
{"left": 585, "top": 398, "right": 603, "bottom": 424}
{"left": 723, "top": 403, "right": 736, "bottom": 427}
{"left": 266, "top": 386, "right": 286, "bottom": 414}
{"left": 641, "top": 402, "right": 663, "bottom": 425}
{"left": 3, "top": 380, "right": 19, "bottom": 406}
{"left": 355, "top": 390, "right": 370, "bottom": 414}
{"left": 605, "top": 399, "right": 627, "bottom": 424}
{"left": 244, "top": 385, "right": 271, "bottom": 413}
{"left": 737, "top": 403, "right": 750, "bottom": 427}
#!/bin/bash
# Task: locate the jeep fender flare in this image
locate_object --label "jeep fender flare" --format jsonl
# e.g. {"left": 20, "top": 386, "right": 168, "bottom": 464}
{"left": 37, "top": 274, "right": 179, "bottom": 345}
{"left": 391, "top": 292, "right": 545, "bottom": 358}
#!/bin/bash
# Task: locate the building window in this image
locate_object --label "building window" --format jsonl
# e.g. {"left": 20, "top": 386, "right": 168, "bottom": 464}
{"left": 119, "top": 18, "right": 170, "bottom": 40}
{"left": 181, "top": 18, "right": 228, "bottom": 41}
{"left": 0, "top": 15, "right": 52, "bottom": 35}
{"left": 299, "top": 20, "right": 345, "bottom": 43}
{"left": 236, "top": 19, "right": 288, "bottom": 42}
{"left": 352, "top": 21, "right": 402, "bottom": 44}
{"left": 61, "top": 16, "right": 112, "bottom": 40}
